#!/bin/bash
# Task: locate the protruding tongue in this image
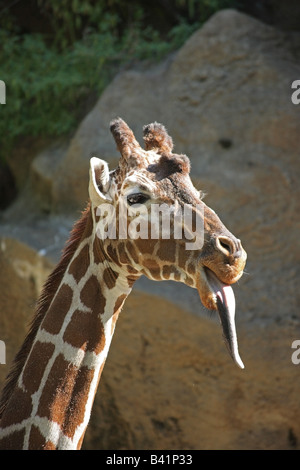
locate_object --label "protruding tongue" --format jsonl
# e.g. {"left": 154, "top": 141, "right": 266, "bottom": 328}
{"left": 206, "top": 270, "right": 244, "bottom": 369}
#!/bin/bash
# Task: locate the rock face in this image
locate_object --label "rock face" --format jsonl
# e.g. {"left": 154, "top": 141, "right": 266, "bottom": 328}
{"left": 84, "top": 291, "right": 299, "bottom": 450}
{"left": 0, "top": 238, "right": 52, "bottom": 386}
{"left": 1, "top": 9, "right": 300, "bottom": 449}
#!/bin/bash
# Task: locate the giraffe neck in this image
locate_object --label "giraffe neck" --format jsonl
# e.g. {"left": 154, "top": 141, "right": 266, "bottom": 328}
{"left": 0, "top": 208, "right": 133, "bottom": 450}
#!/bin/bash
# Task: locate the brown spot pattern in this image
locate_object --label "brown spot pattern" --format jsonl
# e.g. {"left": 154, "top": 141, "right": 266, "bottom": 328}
{"left": 43, "top": 440, "right": 57, "bottom": 450}
{"left": 156, "top": 244, "right": 176, "bottom": 263}
{"left": 114, "top": 294, "right": 127, "bottom": 314}
{"left": 117, "top": 242, "right": 130, "bottom": 264}
{"left": 162, "top": 265, "right": 181, "bottom": 281}
{"left": 142, "top": 259, "right": 161, "bottom": 280}
{"left": 42, "top": 283, "right": 73, "bottom": 335}
{"left": 93, "top": 237, "right": 106, "bottom": 264}
{"left": 82, "top": 208, "right": 94, "bottom": 239}
{"left": 135, "top": 238, "right": 158, "bottom": 255}
{"left": 37, "top": 354, "right": 76, "bottom": 422}
{"left": 103, "top": 267, "right": 119, "bottom": 289}
{"left": 22, "top": 341, "right": 55, "bottom": 395}
{"left": 126, "top": 241, "right": 139, "bottom": 264}
{"left": 185, "top": 275, "right": 194, "bottom": 286}
{"left": 0, "top": 429, "right": 26, "bottom": 450}
{"left": 187, "top": 261, "right": 196, "bottom": 275}
{"left": 37, "top": 354, "right": 94, "bottom": 439}
{"left": 106, "top": 244, "right": 121, "bottom": 266}
{"left": 28, "top": 425, "right": 49, "bottom": 450}
{"left": 80, "top": 275, "right": 106, "bottom": 314}
{"left": 0, "top": 386, "right": 32, "bottom": 427}
{"left": 68, "top": 244, "right": 90, "bottom": 283}
{"left": 63, "top": 309, "right": 105, "bottom": 354}
{"left": 62, "top": 365, "right": 94, "bottom": 439}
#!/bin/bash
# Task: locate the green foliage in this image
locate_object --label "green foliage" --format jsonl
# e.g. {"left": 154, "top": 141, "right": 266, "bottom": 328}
{"left": 175, "top": 0, "right": 239, "bottom": 21}
{"left": 0, "top": 0, "right": 238, "bottom": 163}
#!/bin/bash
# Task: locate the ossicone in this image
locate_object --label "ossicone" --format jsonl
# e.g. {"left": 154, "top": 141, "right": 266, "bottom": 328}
{"left": 110, "top": 117, "right": 141, "bottom": 159}
{"left": 143, "top": 122, "right": 173, "bottom": 154}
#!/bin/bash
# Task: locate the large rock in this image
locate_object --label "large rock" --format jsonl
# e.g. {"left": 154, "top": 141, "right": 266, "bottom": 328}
{"left": 1, "top": 9, "right": 300, "bottom": 449}
{"left": 45, "top": 8, "right": 300, "bottom": 326}
{"left": 0, "top": 238, "right": 53, "bottom": 385}
{"left": 84, "top": 290, "right": 299, "bottom": 450}
{"left": 48, "top": 9, "right": 300, "bottom": 216}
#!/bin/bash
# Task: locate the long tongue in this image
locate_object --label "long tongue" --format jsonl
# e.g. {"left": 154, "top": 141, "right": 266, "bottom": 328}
{"left": 206, "top": 270, "right": 244, "bottom": 369}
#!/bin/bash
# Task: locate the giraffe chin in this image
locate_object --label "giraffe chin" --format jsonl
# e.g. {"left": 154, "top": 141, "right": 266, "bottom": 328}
{"left": 197, "top": 267, "right": 245, "bottom": 370}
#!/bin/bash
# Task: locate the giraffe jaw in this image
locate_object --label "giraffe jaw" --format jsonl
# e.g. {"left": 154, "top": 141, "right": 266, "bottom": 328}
{"left": 197, "top": 267, "right": 245, "bottom": 369}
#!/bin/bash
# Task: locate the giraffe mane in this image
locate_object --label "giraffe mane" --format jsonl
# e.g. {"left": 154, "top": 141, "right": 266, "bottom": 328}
{"left": 0, "top": 202, "right": 92, "bottom": 419}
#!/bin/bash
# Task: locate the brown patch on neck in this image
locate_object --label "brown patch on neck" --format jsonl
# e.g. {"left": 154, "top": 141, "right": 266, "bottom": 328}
{"left": 103, "top": 267, "right": 119, "bottom": 290}
{"left": 42, "top": 283, "right": 73, "bottom": 335}
{"left": 80, "top": 274, "right": 106, "bottom": 314}
{"left": 28, "top": 425, "right": 54, "bottom": 450}
{"left": 37, "top": 354, "right": 95, "bottom": 440}
{"left": 0, "top": 429, "right": 25, "bottom": 450}
{"left": 68, "top": 244, "right": 90, "bottom": 283}
{"left": 0, "top": 203, "right": 92, "bottom": 420}
{"left": 63, "top": 309, "right": 106, "bottom": 354}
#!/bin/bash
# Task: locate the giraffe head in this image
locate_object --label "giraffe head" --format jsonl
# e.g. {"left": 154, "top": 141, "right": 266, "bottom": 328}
{"left": 89, "top": 118, "right": 247, "bottom": 368}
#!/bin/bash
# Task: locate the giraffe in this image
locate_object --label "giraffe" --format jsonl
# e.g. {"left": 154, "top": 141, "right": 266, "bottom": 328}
{"left": 0, "top": 118, "right": 247, "bottom": 450}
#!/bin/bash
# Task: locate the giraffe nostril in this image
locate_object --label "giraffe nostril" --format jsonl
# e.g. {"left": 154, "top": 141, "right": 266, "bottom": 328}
{"left": 216, "top": 236, "right": 235, "bottom": 257}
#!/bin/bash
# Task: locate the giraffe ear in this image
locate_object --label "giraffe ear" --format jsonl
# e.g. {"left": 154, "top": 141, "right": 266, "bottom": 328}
{"left": 89, "top": 157, "right": 111, "bottom": 204}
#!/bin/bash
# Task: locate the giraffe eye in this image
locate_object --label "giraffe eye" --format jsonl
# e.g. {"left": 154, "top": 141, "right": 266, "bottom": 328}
{"left": 127, "top": 193, "right": 150, "bottom": 206}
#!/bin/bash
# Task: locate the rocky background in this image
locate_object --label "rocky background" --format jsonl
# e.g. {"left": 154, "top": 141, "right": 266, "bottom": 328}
{"left": 1, "top": 9, "right": 300, "bottom": 449}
